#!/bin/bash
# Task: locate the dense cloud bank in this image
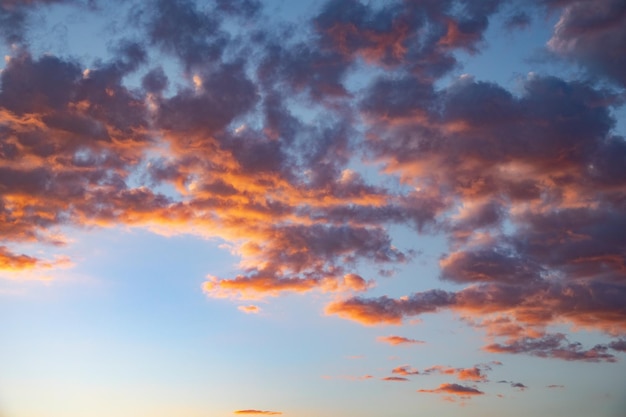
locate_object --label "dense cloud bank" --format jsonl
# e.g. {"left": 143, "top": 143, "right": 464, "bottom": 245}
{"left": 1, "top": 0, "right": 625, "bottom": 374}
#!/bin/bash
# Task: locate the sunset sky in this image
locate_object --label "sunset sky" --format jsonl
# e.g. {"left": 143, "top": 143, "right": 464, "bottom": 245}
{"left": 1, "top": 0, "right": 625, "bottom": 416}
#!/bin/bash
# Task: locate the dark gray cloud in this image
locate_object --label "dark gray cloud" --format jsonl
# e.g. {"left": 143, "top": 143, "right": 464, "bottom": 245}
{"left": 484, "top": 333, "right": 617, "bottom": 363}
{"left": 546, "top": 0, "right": 626, "bottom": 87}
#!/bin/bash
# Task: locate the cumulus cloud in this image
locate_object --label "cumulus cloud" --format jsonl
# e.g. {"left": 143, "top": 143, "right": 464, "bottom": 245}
{"left": 546, "top": 0, "right": 626, "bottom": 87}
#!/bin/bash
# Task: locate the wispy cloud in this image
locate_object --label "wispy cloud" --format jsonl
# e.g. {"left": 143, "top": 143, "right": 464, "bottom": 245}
{"left": 237, "top": 305, "right": 260, "bottom": 314}
{"left": 418, "top": 383, "right": 484, "bottom": 397}
{"left": 377, "top": 335, "right": 425, "bottom": 346}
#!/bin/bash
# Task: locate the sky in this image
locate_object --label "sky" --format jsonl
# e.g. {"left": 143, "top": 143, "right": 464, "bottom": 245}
{"left": 0, "top": 0, "right": 625, "bottom": 416}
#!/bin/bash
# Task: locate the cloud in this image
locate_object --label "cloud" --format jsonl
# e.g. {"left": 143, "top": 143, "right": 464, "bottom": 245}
{"left": 418, "top": 383, "right": 484, "bottom": 396}
{"left": 141, "top": 0, "right": 229, "bottom": 69}
{"left": 314, "top": 0, "right": 500, "bottom": 75}
{"left": 328, "top": 281, "right": 626, "bottom": 359}
{"left": 215, "top": 0, "right": 260, "bottom": 19}
{"left": 234, "top": 410, "right": 282, "bottom": 416}
{"left": 203, "top": 224, "right": 405, "bottom": 300}
{"left": 456, "top": 367, "right": 488, "bottom": 382}
{"left": 377, "top": 335, "right": 425, "bottom": 346}
{"left": 0, "top": 0, "right": 73, "bottom": 45}
{"left": 511, "top": 382, "right": 528, "bottom": 391}
{"left": 503, "top": 11, "right": 531, "bottom": 30}
{"left": 422, "top": 365, "right": 456, "bottom": 376}
{"left": 382, "top": 376, "right": 409, "bottom": 382}
{"left": 484, "top": 333, "right": 617, "bottom": 363}
{"left": 498, "top": 380, "right": 529, "bottom": 390}
{"left": 391, "top": 365, "right": 419, "bottom": 376}
{"left": 237, "top": 305, "right": 260, "bottom": 314}
{"left": 325, "top": 289, "right": 455, "bottom": 325}
{"left": 421, "top": 363, "right": 492, "bottom": 382}
{"left": 546, "top": 0, "right": 626, "bottom": 87}
{"left": 0, "top": 246, "right": 71, "bottom": 274}
{"left": 0, "top": 246, "right": 41, "bottom": 271}
{"left": 609, "top": 339, "right": 626, "bottom": 352}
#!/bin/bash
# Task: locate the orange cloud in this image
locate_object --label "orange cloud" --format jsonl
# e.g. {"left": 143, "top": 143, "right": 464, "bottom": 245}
{"left": 0, "top": 246, "right": 40, "bottom": 271}
{"left": 422, "top": 365, "right": 456, "bottom": 376}
{"left": 0, "top": 246, "right": 73, "bottom": 280}
{"left": 456, "top": 367, "right": 487, "bottom": 382}
{"left": 391, "top": 365, "right": 419, "bottom": 376}
{"left": 234, "top": 410, "right": 282, "bottom": 415}
{"left": 407, "top": 363, "right": 496, "bottom": 382}
{"left": 377, "top": 335, "right": 425, "bottom": 346}
{"left": 325, "top": 290, "right": 454, "bottom": 325}
{"left": 237, "top": 305, "right": 260, "bottom": 314}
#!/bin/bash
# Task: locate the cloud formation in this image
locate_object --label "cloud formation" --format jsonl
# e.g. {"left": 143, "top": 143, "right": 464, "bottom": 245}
{"left": 1, "top": 0, "right": 624, "bottom": 378}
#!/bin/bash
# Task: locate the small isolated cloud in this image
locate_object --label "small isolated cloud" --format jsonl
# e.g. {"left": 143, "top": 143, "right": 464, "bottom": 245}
{"left": 238, "top": 305, "right": 260, "bottom": 314}
{"left": 418, "top": 383, "right": 484, "bottom": 397}
{"left": 392, "top": 365, "right": 419, "bottom": 376}
{"left": 547, "top": 384, "right": 565, "bottom": 389}
{"left": 497, "top": 380, "right": 527, "bottom": 391}
{"left": 377, "top": 335, "right": 425, "bottom": 346}
{"left": 346, "top": 355, "right": 365, "bottom": 360}
{"left": 456, "top": 366, "right": 488, "bottom": 382}
{"left": 234, "top": 410, "right": 282, "bottom": 415}
{"left": 382, "top": 376, "right": 409, "bottom": 382}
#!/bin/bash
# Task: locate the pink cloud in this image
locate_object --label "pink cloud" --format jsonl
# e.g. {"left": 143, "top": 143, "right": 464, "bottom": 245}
{"left": 377, "top": 335, "right": 425, "bottom": 346}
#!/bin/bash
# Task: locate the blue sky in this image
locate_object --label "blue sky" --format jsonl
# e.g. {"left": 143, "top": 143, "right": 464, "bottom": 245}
{"left": 1, "top": 1, "right": 625, "bottom": 416}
